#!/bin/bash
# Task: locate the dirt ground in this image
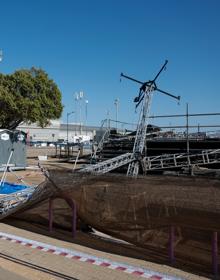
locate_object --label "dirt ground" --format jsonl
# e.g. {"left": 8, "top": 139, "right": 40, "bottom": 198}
{"left": 0, "top": 147, "right": 218, "bottom": 279}
{"left": 0, "top": 222, "right": 208, "bottom": 280}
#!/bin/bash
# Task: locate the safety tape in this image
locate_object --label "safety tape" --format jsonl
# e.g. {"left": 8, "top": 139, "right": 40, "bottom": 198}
{"left": 0, "top": 231, "right": 184, "bottom": 280}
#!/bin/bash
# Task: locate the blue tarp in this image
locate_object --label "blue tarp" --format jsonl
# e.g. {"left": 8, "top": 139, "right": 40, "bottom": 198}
{"left": 0, "top": 182, "right": 28, "bottom": 194}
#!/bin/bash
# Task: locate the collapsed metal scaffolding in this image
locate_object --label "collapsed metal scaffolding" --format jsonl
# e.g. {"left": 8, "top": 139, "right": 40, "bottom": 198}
{"left": 143, "top": 148, "right": 220, "bottom": 171}
{"left": 82, "top": 62, "right": 220, "bottom": 177}
{"left": 83, "top": 60, "right": 181, "bottom": 176}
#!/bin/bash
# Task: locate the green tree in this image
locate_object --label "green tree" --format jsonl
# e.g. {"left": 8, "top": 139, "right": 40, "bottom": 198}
{"left": 0, "top": 67, "right": 63, "bottom": 129}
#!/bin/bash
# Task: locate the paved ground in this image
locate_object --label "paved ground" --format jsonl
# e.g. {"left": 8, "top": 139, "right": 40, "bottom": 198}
{"left": 0, "top": 264, "right": 30, "bottom": 280}
{"left": 0, "top": 258, "right": 56, "bottom": 280}
{"left": 0, "top": 223, "right": 208, "bottom": 280}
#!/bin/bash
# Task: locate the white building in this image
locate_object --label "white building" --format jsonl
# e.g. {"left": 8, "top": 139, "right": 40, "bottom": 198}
{"left": 18, "top": 120, "right": 101, "bottom": 143}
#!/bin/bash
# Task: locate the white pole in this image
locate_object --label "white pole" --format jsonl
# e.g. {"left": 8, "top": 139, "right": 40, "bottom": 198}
{"left": 106, "top": 110, "right": 110, "bottom": 129}
{"left": 85, "top": 100, "right": 88, "bottom": 135}
{"left": 73, "top": 149, "right": 80, "bottom": 171}
{"left": 0, "top": 149, "right": 14, "bottom": 187}
{"left": 74, "top": 92, "right": 79, "bottom": 136}
{"left": 79, "top": 91, "right": 84, "bottom": 135}
{"left": 114, "top": 98, "right": 119, "bottom": 132}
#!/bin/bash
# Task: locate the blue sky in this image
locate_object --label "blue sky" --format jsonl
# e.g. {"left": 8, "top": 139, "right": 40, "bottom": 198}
{"left": 0, "top": 0, "right": 220, "bottom": 130}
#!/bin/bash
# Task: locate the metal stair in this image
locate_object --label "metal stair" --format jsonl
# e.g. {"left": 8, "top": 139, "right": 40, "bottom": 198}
{"left": 91, "top": 119, "right": 111, "bottom": 161}
{"left": 91, "top": 128, "right": 110, "bottom": 161}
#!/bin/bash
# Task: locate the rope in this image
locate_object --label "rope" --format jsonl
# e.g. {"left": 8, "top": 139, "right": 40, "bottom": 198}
{"left": 8, "top": 168, "right": 30, "bottom": 186}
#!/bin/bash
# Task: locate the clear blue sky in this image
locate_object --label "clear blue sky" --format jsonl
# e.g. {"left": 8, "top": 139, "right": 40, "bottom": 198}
{"left": 0, "top": 0, "right": 220, "bottom": 129}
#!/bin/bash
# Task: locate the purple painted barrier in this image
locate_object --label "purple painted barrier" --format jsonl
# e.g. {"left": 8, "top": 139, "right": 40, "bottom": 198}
{"left": 48, "top": 195, "right": 77, "bottom": 238}
{"left": 169, "top": 226, "right": 175, "bottom": 265}
{"left": 49, "top": 198, "right": 53, "bottom": 232}
{"left": 212, "top": 231, "right": 218, "bottom": 277}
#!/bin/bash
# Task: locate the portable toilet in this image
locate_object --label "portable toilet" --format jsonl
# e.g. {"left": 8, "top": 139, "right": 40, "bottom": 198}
{"left": 0, "top": 129, "right": 26, "bottom": 168}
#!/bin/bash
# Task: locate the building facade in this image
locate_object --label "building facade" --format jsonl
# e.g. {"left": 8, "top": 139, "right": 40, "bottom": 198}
{"left": 18, "top": 120, "right": 101, "bottom": 143}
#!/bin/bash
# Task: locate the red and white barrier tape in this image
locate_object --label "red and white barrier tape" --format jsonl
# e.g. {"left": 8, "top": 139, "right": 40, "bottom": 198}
{"left": 0, "top": 231, "right": 183, "bottom": 280}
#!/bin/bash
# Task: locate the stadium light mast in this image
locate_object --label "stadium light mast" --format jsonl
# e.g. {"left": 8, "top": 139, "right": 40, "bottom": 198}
{"left": 114, "top": 98, "right": 119, "bottom": 132}
{"left": 85, "top": 99, "right": 88, "bottom": 135}
{"left": 67, "top": 111, "right": 75, "bottom": 157}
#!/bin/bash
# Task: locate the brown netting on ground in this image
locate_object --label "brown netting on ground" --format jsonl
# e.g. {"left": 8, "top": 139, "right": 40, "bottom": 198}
{"left": 11, "top": 170, "right": 220, "bottom": 277}
{"left": 46, "top": 170, "right": 220, "bottom": 231}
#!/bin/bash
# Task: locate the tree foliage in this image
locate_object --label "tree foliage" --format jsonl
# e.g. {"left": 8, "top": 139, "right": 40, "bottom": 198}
{"left": 0, "top": 67, "right": 63, "bottom": 129}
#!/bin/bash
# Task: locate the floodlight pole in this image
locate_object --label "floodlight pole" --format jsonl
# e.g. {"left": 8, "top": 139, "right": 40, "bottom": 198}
{"left": 67, "top": 111, "right": 74, "bottom": 157}
{"left": 79, "top": 91, "right": 84, "bottom": 135}
{"left": 186, "top": 103, "right": 190, "bottom": 168}
{"left": 85, "top": 100, "right": 88, "bottom": 135}
{"left": 114, "top": 98, "right": 119, "bottom": 132}
{"left": 74, "top": 92, "right": 79, "bottom": 136}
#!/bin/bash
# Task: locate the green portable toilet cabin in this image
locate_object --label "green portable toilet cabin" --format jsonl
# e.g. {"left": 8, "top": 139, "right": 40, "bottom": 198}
{"left": 0, "top": 129, "right": 26, "bottom": 168}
